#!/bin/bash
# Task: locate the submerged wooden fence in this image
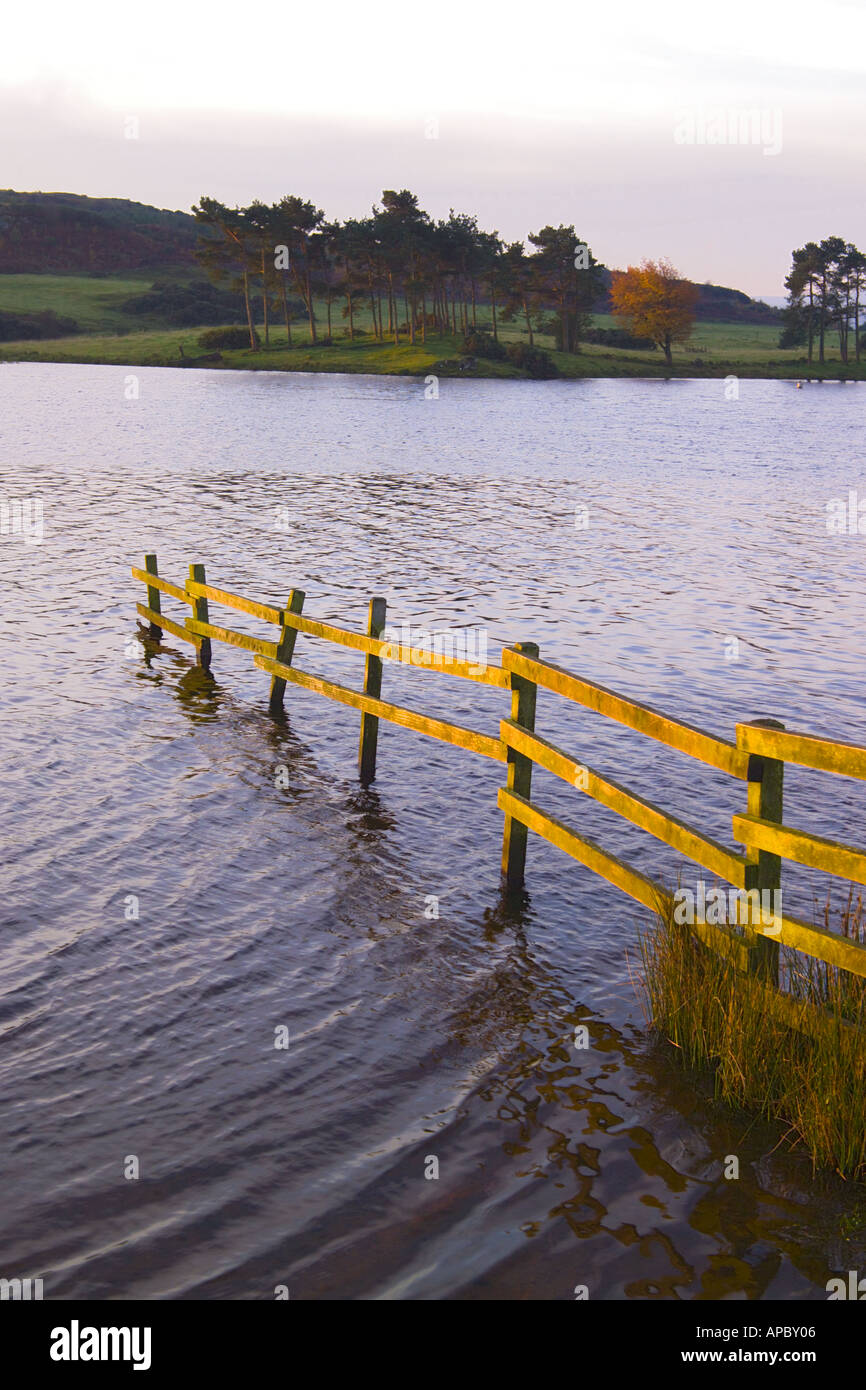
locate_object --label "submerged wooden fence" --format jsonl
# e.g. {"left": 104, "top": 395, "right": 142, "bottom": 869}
{"left": 133, "top": 555, "right": 866, "bottom": 1036}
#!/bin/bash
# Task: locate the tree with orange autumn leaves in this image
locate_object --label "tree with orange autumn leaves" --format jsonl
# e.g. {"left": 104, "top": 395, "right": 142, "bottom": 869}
{"left": 610, "top": 259, "right": 698, "bottom": 365}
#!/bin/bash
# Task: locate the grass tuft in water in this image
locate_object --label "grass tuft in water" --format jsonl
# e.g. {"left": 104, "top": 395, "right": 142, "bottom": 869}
{"left": 637, "top": 888, "right": 866, "bottom": 1181}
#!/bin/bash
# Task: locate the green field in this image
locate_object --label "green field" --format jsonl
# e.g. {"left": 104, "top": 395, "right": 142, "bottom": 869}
{"left": 0, "top": 272, "right": 861, "bottom": 379}
{"left": 588, "top": 313, "right": 793, "bottom": 362}
{"left": 0, "top": 272, "right": 154, "bottom": 332}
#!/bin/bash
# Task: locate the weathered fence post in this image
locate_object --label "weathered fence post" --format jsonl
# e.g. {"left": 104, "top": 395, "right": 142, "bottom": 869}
{"left": 501, "top": 642, "right": 539, "bottom": 890}
{"left": 741, "top": 717, "right": 785, "bottom": 984}
{"left": 269, "top": 589, "right": 306, "bottom": 715}
{"left": 188, "top": 563, "right": 212, "bottom": 671}
{"left": 358, "top": 597, "right": 387, "bottom": 783}
{"left": 144, "top": 553, "right": 162, "bottom": 640}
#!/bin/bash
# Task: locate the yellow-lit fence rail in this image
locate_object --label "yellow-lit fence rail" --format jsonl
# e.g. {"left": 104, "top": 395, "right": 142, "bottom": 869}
{"left": 133, "top": 555, "right": 866, "bottom": 1034}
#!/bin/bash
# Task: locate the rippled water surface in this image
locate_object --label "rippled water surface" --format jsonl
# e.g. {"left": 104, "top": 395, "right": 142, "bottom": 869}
{"left": 2, "top": 363, "right": 866, "bottom": 1299}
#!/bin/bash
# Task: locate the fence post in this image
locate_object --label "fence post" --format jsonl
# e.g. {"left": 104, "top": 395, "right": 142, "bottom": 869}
{"left": 358, "top": 597, "right": 387, "bottom": 783}
{"left": 188, "top": 563, "right": 212, "bottom": 671}
{"left": 741, "top": 717, "right": 785, "bottom": 984}
{"left": 268, "top": 589, "right": 306, "bottom": 715}
{"left": 144, "top": 552, "right": 162, "bottom": 640}
{"left": 501, "top": 641, "right": 539, "bottom": 890}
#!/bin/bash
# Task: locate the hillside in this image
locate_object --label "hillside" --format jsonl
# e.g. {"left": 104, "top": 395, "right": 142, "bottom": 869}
{"left": 0, "top": 191, "right": 196, "bottom": 274}
{"left": 691, "top": 281, "right": 779, "bottom": 324}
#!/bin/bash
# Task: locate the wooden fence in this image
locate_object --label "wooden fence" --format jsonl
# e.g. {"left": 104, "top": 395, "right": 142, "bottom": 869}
{"left": 133, "top": 555, "right": 866, "bottom": 1035}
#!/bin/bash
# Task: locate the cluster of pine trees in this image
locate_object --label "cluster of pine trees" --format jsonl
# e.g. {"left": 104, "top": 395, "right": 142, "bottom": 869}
{"left": 781, "top": 238, "right": 866, "bottom": 363}
{"left": 192, "top": 190, "right": 605, "bottom": 352}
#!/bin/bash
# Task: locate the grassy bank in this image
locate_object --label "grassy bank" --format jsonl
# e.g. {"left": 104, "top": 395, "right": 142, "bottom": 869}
{"left": 638, "top": 894, "right": 866, "bottom": 1181}
{"left": 3, "top": 324, "right": 865, "bottom": 380}
{"left": 1, "top": 272, "right": 864, "bottom": 379}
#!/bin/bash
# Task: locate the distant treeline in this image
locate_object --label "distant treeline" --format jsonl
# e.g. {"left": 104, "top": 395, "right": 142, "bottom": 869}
{"left": 193, "top": 190, "right": 608, "bottom": 353}
{"left": 781, "top": 238, "right": 866, "bottom": 363}
{"left": 0, "top": 189, "right": 781, "bottom": 345}
{"left": 193, "top": 191, "right": 778, "bottom": 354}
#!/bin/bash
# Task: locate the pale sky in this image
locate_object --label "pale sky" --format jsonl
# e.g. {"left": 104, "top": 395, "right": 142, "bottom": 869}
{"left": 4, "top": 0, "right": 866, "bottom": 296}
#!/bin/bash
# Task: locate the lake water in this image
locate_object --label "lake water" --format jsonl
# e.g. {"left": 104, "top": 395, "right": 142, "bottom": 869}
{"left": 1, "top": 362, "right": 865, "bottom": 1300}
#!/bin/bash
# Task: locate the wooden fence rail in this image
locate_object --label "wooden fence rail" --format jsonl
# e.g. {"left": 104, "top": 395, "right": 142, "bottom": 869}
{"left": 132, "top": 555, "right": 866, "bottom": 1032}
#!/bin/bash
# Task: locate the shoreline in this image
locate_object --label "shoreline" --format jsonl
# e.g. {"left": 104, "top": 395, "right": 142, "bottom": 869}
{"left": 3, "top": 351, "right": 865, "bottom": 384}
{"left": 2, "top": 328, "right": 863, "bottom": 382}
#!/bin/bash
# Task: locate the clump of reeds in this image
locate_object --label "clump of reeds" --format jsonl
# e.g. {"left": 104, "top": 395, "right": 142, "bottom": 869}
{"left": 637, "top": 887, "right": 866, "bottom": 1181}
